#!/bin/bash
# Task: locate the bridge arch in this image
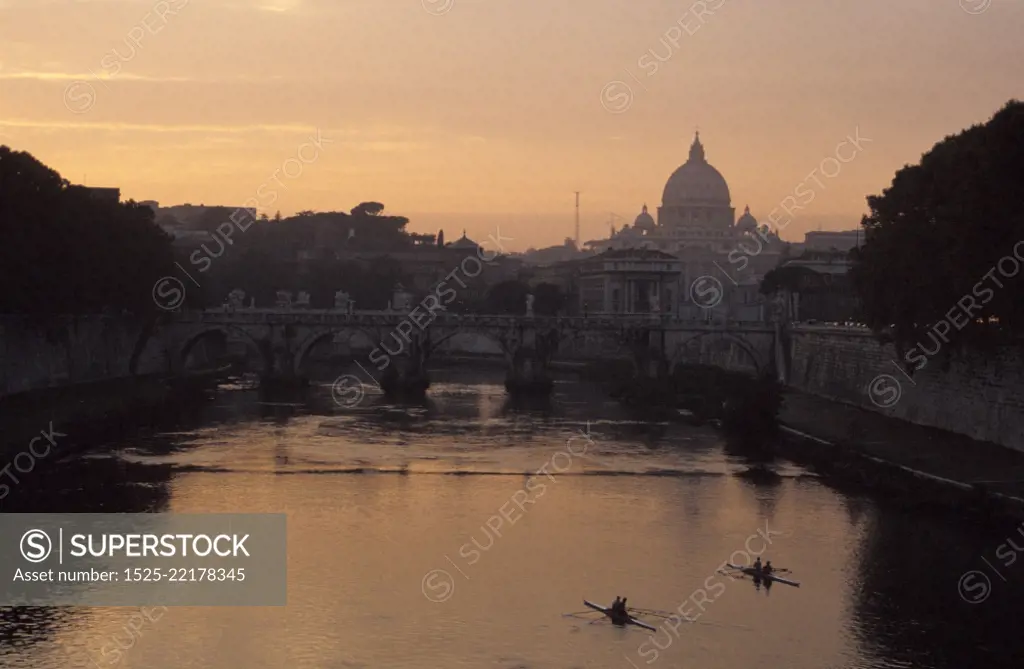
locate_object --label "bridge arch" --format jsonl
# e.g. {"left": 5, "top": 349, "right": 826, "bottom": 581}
{"left": 430, "top": 328, "right": 512, "bottom": 362}
{"left": 670, "top": 331, "right": 765, "bottom": 374}
{"left": 293, "top": 327, "right": 381, "bottom": 374}
{"left": 177, "top": 325, "right": 270, "bottom": 375}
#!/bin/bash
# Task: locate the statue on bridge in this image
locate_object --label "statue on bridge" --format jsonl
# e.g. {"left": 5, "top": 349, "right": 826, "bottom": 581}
{"left": 525, "top": 293, "right": 535, "bottom": 318}
{"left": 228, "top": 288, "right": 246, "bottom": 310}
{"left": 391, "top": 283, "right": 413, "bottom": 312}
{"left": 334, "top": 290, "right": 353, "bottom": 314}
{"left": 275, "top": 290, "right": 293, "bottom": 309}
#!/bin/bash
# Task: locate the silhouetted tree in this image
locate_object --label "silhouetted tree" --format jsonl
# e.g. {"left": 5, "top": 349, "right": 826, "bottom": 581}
{"left": 486, "top": 280, "right": 530, "bottom": 314}
{"left": 437, "top": 229, "right": 445, "bottom": 247}
{"left": 850, "top": 99, "right": 1024, "bottom": 357}
{"left": 533, "top": 283, "right": 565, "bottom": 315}
{"left": 759, "top": 264, "right": 822, "bottom": 295}
{"left": 409, "top": 233, "right": 436, "bottom": 246}
{"left": 0, "top": 146, "right": 175, "bottom": 317}
{"left": 351, "top": 202, "right": 384, "bottom": 217}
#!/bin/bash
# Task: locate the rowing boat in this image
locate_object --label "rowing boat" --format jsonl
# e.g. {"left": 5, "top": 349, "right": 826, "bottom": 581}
{"left": 583, "top": 599, "right": 657, "bottom": 631}
{"left": 724, "top": 563, "right": 800, "bottom": 587}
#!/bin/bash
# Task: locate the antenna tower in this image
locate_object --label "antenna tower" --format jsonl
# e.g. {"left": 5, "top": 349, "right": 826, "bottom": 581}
{"left": 574, "top": 191, "right": 580, "bottom": 246}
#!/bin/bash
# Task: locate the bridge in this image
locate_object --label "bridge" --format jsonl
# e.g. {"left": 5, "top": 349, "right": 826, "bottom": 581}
{"left": 137, "top": 309, "right": 783, "bottom": 396}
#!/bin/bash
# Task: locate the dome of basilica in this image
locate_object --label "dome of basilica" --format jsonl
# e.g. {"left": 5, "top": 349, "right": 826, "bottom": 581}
{"left": 633, "top": 204, "right": 656, "bottom": 232}
{"left": 661, "top": 132, "right": 731, "bottom": 207}
{"left": 736, "top": 205, "right": 758, "bottom": 232}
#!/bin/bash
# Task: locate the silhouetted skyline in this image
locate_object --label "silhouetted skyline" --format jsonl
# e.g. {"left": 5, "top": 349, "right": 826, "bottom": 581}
{"left": 1, "top": 0, "right": 1021, "bottom": 250}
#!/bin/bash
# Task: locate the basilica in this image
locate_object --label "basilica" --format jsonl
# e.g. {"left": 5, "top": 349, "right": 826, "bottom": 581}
{"left": 581, "top": 133, "right": 785, "bottom": 320}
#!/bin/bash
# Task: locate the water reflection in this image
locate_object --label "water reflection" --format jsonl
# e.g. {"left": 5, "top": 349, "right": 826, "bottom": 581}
{"left": 0, "top": 367, "right": 1021, "bottom": 668}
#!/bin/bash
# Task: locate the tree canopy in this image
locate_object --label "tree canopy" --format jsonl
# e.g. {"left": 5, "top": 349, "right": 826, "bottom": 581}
{"left": 485, "top": 280, "right": 530, "bottom": 314}
{"left": 759, "top": 264, "right": 826, "bottom": 295}
{"left": 850, "top": 100, "right": 1024, "bottom": 355}
{"left": 0, "top": 146, "right": 175, "bottom": 317}
{"left": 532, "top": 282, "right": 565, "bottom": 316}
{"left": 351, "top": 201, "right": 384, "bottom": 217}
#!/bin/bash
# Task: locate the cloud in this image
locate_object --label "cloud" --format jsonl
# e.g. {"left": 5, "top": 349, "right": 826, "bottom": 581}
{"left": 0, "top": 119, "right": 334, "bottom": 134}
{"left": 0, "top": 69, "right": 289, "bottom": 83}
{"left": 0, "top": 70, "right": 190, "bottom": 82}
{"left": 0, "top": 119, "right": 434, "bottom": 153}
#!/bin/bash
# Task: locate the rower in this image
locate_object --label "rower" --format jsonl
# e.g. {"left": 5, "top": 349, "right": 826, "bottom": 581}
{"left": 620, "top": 597, "right": 629, "bottom": 616}
{"left": 611, "top": 596, "right": 622, "bottom": 615}
{"left": 763, "top": 561, "right": 774, "bottom": 575}
{"left": 753, "top": 557, "right": 762, "bottom": 573}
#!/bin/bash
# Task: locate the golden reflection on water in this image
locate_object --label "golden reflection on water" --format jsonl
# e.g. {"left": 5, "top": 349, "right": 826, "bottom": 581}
{"left": 3, "top": 379, "right": 1014, "bottom": 668}
{"left": 39, "top": 467, "right": 857, "bottom": 669}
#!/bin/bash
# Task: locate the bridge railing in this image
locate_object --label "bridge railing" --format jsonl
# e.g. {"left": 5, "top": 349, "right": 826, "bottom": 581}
{"left": 170, "top": 308, "right": 774, "bottom": 330}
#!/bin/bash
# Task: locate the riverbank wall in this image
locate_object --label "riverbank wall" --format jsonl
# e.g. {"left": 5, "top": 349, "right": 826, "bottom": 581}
{"left": 0, "top": 315, "right": 166, "bottom": 398}
{"left": 774, "top": 389, "right": 1024, "bottom": 523}
{"left": 786, "top": 325, "right": 1024, "bottom": 452}
{"left": 0, "top": 316, "right": 200, "bottom": 458}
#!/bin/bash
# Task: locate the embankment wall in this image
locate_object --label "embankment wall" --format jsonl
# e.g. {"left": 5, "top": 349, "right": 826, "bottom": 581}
{"left": 788, "top": 326, "right": 1024, "bottom": 451}
{"left": 0, "top": 316, "right": 165, "bottom": 398}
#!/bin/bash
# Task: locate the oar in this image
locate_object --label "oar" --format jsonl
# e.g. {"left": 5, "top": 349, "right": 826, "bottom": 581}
{"left": 626, "top": 608, "right": 750, "bottom": 631}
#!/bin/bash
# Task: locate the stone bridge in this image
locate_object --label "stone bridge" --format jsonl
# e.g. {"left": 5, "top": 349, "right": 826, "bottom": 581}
{"left": 137, "top": 309, "right": 782, "bottom": 395}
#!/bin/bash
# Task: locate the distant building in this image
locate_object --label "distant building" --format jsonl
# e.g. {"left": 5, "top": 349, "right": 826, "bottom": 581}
{"left": 576, "top": 248, "right": 681, "bottom": 314}
{"left": 159, "top": 204, "right": 257, "bottom": 230}
{"left": 446, "top": 229, "right": 481, "bottom": 252}
{"left": 521, "top": 238, "right": 589, "bottom": 266}
{"left": 802, "top": 230, "right": 862, "bottom": 253}
{"left": 580, "top": 132, "right": 783, "bottom": 321}
{"left": 777, "top": 235, "right": 859, "bottom": 322}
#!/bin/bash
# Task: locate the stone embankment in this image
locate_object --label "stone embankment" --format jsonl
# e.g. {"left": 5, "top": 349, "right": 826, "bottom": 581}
{"left": 777, "top": 389, "right": 1024, "bottom": 521}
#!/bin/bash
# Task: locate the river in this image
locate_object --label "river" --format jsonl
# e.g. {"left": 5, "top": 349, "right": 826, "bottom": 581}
{"left": 1, "top": 368, "right": 1021, "bottom": 668}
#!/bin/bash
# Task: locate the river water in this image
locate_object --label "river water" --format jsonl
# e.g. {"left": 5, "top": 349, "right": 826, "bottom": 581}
{"left": 1, "top": 369, "right": 1022, "bottom": 668}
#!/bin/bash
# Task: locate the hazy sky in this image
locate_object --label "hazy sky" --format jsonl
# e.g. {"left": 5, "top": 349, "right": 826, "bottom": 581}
{"left": 2, "top": 0, "right": 1022, "bottom": 250}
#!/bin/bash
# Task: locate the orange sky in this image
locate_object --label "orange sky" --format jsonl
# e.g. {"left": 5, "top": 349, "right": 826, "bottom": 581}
{"left": 2, "top": 0, "right": 1022, "bottom": 250}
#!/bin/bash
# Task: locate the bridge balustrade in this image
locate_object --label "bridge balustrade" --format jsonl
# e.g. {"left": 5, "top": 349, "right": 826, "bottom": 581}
{"left": 183, "top": 308, "right": 772, "bottom": 329}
